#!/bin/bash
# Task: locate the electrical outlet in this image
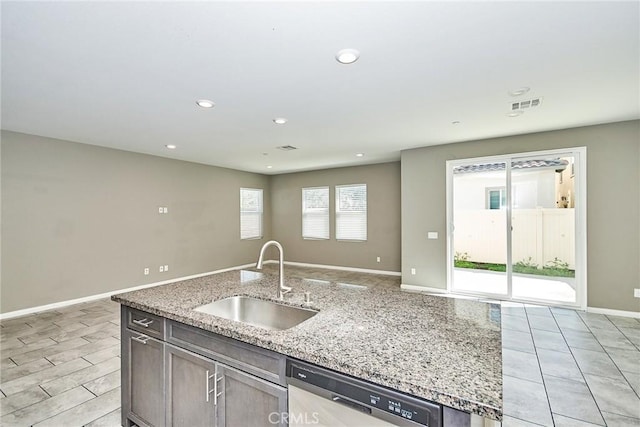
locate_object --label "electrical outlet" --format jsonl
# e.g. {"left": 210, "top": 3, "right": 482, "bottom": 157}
{"left": 411, "top": 268, "right": 416, "bottom": 275}
{"left": 427, "top": 232, "right": 438, "bottom": 239}
{"left": 163, "top": 207, "right": 168, "bottom": 214}
{"left": 159, "top": 266, "right": 164, "bottom": 273}
{"left": 144, "top": 268, "right": 149, "bottom": 275}
{"left": 376, "top": 257, "right": 381, "bottom": 263}
{"left": 634, "top": 288, "right": 640, "bottom": 298}
{"left": 164, "top": 264, "right": 169, "bottom": 272}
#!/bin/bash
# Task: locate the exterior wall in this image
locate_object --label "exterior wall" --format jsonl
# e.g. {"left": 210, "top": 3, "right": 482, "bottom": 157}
{"left": 556, "top": 157, "right": 576, "bottom": 208}
{"left": 401, "top": 120, "right": 640, "bottom": 313}
{"left": 270, "top": 162, "right": 401, "bottom": 272}
{"left": 1, "top": 131, "right": 271, "bottom": 313}
{"left": 453, "top": 169, "right": 557, "bottom": 210}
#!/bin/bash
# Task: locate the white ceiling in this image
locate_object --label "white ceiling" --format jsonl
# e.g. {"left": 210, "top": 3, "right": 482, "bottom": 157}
{"left": 2, "top": 1, "right": 638, "bottom": 174}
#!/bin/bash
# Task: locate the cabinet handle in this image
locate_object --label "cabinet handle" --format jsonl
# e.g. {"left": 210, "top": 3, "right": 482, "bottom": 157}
{"left": 131, "top": 334, "right": 149, "bottom": 345}
{"left": 214, "top": 368, "right": 222, "bottom": 406}
{"left": 132, "top": 318, "right": 154, "bottom": 328}
{"left": 205, "top": 369, "right": 215, "bottom": 403}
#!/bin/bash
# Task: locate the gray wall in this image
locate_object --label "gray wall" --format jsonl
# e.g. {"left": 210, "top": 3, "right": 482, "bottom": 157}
{"left": 401, "top": 120, "right": 640, "bottom": 313}
{"left": 1, "top": 131, "right": 271, "bottom": 313}
{"left": 4, "top": 121, "right": 638, "bottom": 313}
{"left": 271, "top": 162, "right": 401, "bottom": 272}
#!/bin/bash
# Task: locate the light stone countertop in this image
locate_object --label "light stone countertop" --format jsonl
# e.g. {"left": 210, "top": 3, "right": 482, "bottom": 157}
{"left": 112, "top": 268, "right": 503, "bottom": 421}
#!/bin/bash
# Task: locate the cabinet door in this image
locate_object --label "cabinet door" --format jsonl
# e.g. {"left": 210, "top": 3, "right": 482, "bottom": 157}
{"left": 122, "top": 328, "right": 165, "bottom": 427}
{"left": 165, "top": 344, "right": 217, "bottom": 427}
{"left": 217, "top": 365, "right": 288, "bottom": 427}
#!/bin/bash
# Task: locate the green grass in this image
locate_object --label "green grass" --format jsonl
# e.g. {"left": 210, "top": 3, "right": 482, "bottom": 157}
{"left": 455, "top": 260, "right": 477, "bottom": 269}
{"left": 454, "top": 260, "right": 574, "bottom": 278}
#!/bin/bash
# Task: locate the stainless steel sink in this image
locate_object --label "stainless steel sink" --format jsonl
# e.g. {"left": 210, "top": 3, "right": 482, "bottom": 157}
{"left": 194, "top": 296, "right": 318, "bottom": 331}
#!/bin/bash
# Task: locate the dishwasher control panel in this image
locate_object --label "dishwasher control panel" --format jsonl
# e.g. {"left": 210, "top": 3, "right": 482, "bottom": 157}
{"left": 287, "top": 360, "right": 442, "bottom": 426}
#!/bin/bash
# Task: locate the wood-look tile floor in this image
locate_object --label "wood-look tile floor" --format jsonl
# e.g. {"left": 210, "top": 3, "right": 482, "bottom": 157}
{"left": 1, "top": 266, "right": 639, "bottom": 426}
{"left": 0, "top": 299, "right": 121, "bottom": 426}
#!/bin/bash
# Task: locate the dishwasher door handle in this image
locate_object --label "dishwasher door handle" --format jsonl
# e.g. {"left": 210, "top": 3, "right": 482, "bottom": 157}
{"left": 331, "top": 395, "right": 372, "bottom": 415}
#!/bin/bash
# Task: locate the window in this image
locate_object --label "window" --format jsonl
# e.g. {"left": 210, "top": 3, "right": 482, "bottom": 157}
{"left": 302, "top": 187, "right": 330, "bottom": 239}
{"left": 240, "top": 188, "right": 263, "bottom": 239}
{"left": 335, "top": 184, "right": 367, "bottom": 241}
{"left": 486, "top": 187, "right": 506, "bottom": 210}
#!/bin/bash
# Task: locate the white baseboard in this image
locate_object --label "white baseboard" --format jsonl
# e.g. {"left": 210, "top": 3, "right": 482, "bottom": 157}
{"left": 0, "top": 263, "right": 256, "bottom": 320}
{"left": 7, "top": 262, "right": 637, "bottom": 320}
{"left": 400, "top": 284, "right": 447, "bottom": 293}
{"left": 284, "top": 261, "right": 401, "bottom": 277}
{"left": 587, "top": 306, "right": 640, "bottom": 319}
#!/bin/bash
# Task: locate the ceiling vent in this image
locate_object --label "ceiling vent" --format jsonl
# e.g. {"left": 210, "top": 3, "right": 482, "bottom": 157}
{"left": 511, "top": 97, "right": 542, "bottom": 111}
{"left": 276, "top": 145, "right": 298, "bottom": 151}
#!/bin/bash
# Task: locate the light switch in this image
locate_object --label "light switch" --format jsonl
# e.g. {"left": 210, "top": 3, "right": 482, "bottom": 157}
{"left": 428, "top": 232, "right": 438, "bottom": 239}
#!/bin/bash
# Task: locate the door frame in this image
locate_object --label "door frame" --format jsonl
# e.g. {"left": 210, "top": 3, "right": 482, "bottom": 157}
{"left": 446, "top": 147, "right": 587, "bottom": 310}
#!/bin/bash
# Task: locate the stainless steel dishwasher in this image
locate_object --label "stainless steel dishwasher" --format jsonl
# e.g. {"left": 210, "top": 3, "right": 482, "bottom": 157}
{"left": 286, "top": 359, "right": 442, "bottom": 427}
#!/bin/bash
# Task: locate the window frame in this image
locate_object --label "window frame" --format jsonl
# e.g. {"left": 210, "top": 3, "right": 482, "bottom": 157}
{"left": 486, "top": 186, "right": 507, "bottom": 210}
{"left": 335, "top": 183, "right": 368, "bottom": 242}
{"left": 302, "top": 186, "right": 330, "bottom": 240}
{"left": 240, "top": 187, "right": 263, "bottom": 240}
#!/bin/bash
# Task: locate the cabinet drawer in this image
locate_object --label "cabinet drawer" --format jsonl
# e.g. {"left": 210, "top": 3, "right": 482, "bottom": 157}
{"left": 167, "top": 320, "right": 286, "bottom": 386}
{"left": 125, "top": 307, "right": 165, "bottom": 340}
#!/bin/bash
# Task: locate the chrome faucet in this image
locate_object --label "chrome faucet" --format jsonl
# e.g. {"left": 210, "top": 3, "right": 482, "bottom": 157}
{"left": 256, "top": 240, "right": 292, "bottom": 300}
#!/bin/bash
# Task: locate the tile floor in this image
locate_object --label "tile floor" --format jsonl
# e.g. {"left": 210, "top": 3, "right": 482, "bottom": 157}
{"left": 500, "top": 303, "right": 640, "bottom": 426}
{"left": 0, "top": 266, "right": 639, "bottom": 426}
{"left": 0, "top": 300, "right": 121, "bottom": 426}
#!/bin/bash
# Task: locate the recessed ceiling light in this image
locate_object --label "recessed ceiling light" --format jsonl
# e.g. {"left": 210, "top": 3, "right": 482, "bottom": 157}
{"left": 273, "top": 118, "right": 287, "bottom": 125}
{"left": 506, "top": 110, "right": 524, "bottom": 117}
{"left": 335, "top": 48, "right": 360, "bottom": 64}
{"left": 356, "top": 153, "right": 364, "bottom": 157}
{"left": 508, "top": 87, "right": 530, "bottom": 97}
{"left": 165, "top": 144, "right": 177, "bottom": 149}
{"left": 267, "top": 165, "right": 273, "bottom": 169}
{"left": 196, "top": 99, "right": 215, "bottom": 108}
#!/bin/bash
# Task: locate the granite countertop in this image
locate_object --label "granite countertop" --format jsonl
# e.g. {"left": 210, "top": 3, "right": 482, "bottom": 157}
{"left": 112, "top": 269, "right": 502, "bottom": 421}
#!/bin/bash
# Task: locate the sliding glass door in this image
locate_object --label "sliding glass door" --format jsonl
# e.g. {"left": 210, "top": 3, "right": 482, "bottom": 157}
{"left": 448, "top": 148, "right": 585, "bottom": 308}
{"left": 450, "top": 160, "right": 509, "bottom": 297}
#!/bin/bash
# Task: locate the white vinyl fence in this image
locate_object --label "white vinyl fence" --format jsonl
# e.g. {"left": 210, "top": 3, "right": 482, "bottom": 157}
{"left": 454, "top": 208, "right": 575, "bottom": 269}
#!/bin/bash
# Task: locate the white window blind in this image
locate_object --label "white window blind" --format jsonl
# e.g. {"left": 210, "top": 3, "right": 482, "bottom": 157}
{"left": 335, "top": 184, "right": 367, "bottom": 241}
{"left": 302, "top": 187, "right": 330, "bottom": 239}
{"left": 240, "top": 188, "right": 263, "bottom": 240}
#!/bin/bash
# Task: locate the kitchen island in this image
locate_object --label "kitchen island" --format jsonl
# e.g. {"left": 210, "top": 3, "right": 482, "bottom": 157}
{"left": 112, "top": 268, "right": 502, "bottom": 426}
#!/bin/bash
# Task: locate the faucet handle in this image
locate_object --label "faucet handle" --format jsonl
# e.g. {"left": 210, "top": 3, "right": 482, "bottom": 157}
{"left": 304, "top": 291, "right": 312, "bottom": 306}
